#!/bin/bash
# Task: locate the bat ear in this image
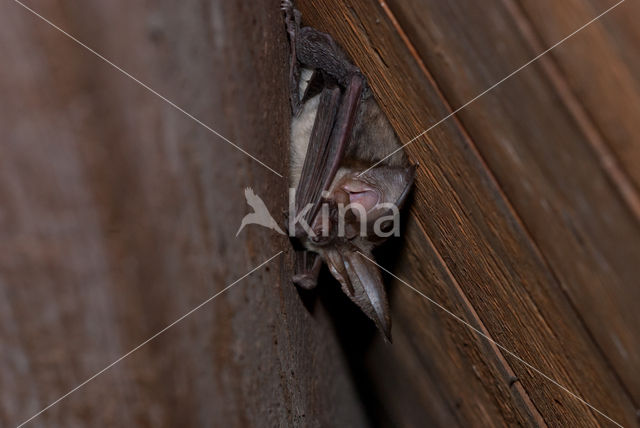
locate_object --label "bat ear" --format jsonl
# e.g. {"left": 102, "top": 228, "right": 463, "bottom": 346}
{"left": 361, "top": 164, "right": 416, "bottom": 208}
{"left": 339, "top": 164, "right": 415, "bottom": 209}
{"left": 338, "top": 165, "right": 415, "bottom": 235}
{"left": 323, "top": 247, "right": 391, "bottom": 340}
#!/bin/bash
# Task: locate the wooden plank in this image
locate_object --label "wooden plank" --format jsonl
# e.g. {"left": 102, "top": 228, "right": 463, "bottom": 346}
{"left": 366, "top": 218, "right": 547, "bottom": 427}
{"left": 513, "top": 0, "right": 640, "bottom": 196}
{"left": 297, "top": 0, "right": 639, "bottom": 426}
{"left": 0, "top": 1, "right": 368, "bottom": 426}
{"left": 383, "top": 0, "right": 640, "bottom": 407}
{"left": 584, "top": 0, "right": 640, "bottom": 79}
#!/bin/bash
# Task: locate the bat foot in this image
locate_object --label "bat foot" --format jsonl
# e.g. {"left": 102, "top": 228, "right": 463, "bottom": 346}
{"left": 283, "top": 0, "right": 303, "bottom": 115}
{"left": 292, "top": 273, "right": 318, "bottom": 290}
{"left": 280, "top": 0, "right": 293, "bottom": 12}
{"left": 281, "top": 1, "right": 300, "bottom": 30}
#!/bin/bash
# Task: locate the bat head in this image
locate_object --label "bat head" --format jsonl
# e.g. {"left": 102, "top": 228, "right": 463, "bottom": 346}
{"left": 335, "top": 164, "right": 415, "bottom": 239}
{"left": 307, "top": 164, "right": 415, "bottom": 243}
{"left": 305, "top": 164, "right": 415, "bottom": 339}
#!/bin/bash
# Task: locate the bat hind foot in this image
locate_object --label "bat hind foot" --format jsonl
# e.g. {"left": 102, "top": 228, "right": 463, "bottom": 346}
{"left": 292, "top": 273, "right": 318, "bottom": 290}
{"left": 281, "top": 1, "right": 300, "bottom": 33}
{"left": 293, "top": 249, "right": 323, "bottom": 290}
{"left": 282, "top": 0, "right": 302, "bottom": 114}
{"left": 280, "top": 0, "right": 294, "bottom": 12}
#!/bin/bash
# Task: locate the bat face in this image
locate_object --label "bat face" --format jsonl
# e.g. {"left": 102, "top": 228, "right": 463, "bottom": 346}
{"left": 284, "top": 3, "right": 414, "bottom": 339}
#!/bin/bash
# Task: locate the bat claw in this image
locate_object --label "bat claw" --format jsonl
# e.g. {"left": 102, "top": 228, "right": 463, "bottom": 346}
{"left": 281, "top": 0, "right": 301, "bottom": 32}
{"left": 280, "top": 0, "right": 294, "bottom": 12}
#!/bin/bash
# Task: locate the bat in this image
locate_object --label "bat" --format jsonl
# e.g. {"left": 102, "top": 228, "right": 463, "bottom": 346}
{"left": 282, "top": 1, "right": 415, "bottom": 340}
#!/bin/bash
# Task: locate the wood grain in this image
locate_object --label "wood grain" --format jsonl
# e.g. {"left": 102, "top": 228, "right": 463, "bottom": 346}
{"left": 3, "top": 0, "right": 639, "bottom": 426}
{"left": 297, "top": 0, "right": 639, "bottom": 426}
{"left": 0, "top": 1, "right": 368, "bottom": 426}
{"left": 513, "top": 0, "right": 640, "bottom": 196}
{"left": 384, "top": 0, "right": 640, "bottom": 408}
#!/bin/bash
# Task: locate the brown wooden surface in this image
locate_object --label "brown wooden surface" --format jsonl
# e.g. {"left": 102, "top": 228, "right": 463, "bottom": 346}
{"left": 2, "top": 0, "right": 640, "bottom": 427}
{"left": 381, "top": 0, "right": 640, "bottom": 407}
{"left": 0, "top": 1, "right": 368, "bottom": 427}
{"left": 298, "top": 0, "right": 640, "bottom": 426}
{"left": 509, "top": 0, "right": 640, "bottom": 401}
{"left": 515, "top": 0, "right": 640, "bottom": 196}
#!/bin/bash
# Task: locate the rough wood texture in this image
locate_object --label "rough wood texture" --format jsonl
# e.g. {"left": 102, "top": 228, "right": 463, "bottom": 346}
{"left": 297, "top": 0, "right": 639, "bottom": 426}
{"left": 514, "top": 0, "right": 640, "bottom": 196}
{"left": 0, "top": 1, "right": 367, "bottom": 426}
{"left": 384, "top": 0, "right": 640, "bottom": 406}
{"left": 3, "top": 0, "right": 640, "bottom": 427}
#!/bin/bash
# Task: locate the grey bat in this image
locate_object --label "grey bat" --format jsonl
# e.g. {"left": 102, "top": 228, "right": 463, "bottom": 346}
{"left": 283, "top": 1, "right": 415, "bottom": 340}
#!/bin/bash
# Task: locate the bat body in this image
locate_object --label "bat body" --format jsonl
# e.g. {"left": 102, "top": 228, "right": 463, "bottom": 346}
{"left": 283, "top": 1, "right": 415, "bottom": 339}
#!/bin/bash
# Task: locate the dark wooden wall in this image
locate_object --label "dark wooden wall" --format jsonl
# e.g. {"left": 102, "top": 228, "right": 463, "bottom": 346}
{"left": 1, "top": 0, "right": 639, "bottom": 427}
{"left": 1, "top": 1, "right": 367, "bottom": 427}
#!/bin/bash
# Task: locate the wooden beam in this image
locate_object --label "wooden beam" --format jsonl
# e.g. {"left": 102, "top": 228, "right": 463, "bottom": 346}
{"left": 297, "top": 0, "right": 638, "bottom": 425}
{"left": 0, "top": 1, "right": 367, "bottom": 426}
{"left": 386, "top": 0, "right": 640, "bottom": 406}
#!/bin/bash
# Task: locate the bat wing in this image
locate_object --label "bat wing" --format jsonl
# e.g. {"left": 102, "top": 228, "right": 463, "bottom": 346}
{"left": 294, "top": 74, "right": 364, "bottom": 236}
{"left": 294, "top": 85, "right": 340, "bottom": 230}
{"left": 293, "top": 75, "right": 364, "bottom": 289}
{"left": 292, "top": 83, "right": 341, "bottom": 289}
